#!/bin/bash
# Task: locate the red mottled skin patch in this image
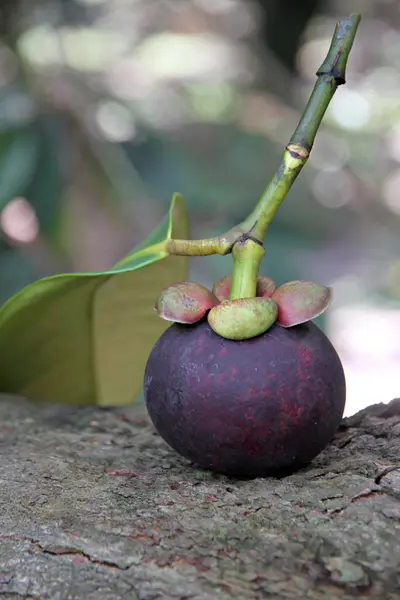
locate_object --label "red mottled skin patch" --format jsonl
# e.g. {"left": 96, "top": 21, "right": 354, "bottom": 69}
{"left": 245, "top": 406, "right": 254, "bottom": 421}
{"left": 297, "top": 344, "right": 313, "bottom": 375}
{"left": 281, "top": 400, "right": 305, "bottom": 424}
{"left": 242, "top": 435, "right": 261, "bottom": 457}
{"left": 144, "top": 321, "right": 346, "bottom": 478}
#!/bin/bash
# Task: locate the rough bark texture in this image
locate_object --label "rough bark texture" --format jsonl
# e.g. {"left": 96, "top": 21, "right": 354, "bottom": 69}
{"left": 0, "top": 395, "right": 400, "bottom": 600}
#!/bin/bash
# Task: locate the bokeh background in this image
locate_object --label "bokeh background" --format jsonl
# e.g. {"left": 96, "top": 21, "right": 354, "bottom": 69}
{"left": 0, "top": 0, "right": 399, "bottom": 415}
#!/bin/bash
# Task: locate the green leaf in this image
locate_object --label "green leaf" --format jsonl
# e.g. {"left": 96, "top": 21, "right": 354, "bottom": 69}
{"left": 0, "top": 193, "right": 189, "bottom": 406}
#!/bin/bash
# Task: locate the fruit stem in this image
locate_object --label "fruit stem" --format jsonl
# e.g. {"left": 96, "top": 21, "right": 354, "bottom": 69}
{"left": 230, "top": 238, "right": 265, "bottom": 300}
{"left": 238, "top": 144, "right": 309, "bottom": 244}
{"left": 165, "top": 13, "right": 361, "bottom": 259}
{"left": 239, "top": 13, "right": 361, "bottom": 243}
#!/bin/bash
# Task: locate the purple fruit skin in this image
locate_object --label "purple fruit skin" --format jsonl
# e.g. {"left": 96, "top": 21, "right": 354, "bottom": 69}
{"left": 144, "top": 320, "right": 346, "bottom": 478}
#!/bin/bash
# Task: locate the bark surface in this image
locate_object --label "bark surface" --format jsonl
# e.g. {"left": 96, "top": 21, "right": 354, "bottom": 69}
{"left": 0, "top": 395, "right": 399, "bottom": 599}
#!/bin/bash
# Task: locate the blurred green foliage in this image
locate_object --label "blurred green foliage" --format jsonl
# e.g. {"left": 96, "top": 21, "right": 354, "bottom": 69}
{"left": 0, "top": 0, "right": 399, "bottom": 328}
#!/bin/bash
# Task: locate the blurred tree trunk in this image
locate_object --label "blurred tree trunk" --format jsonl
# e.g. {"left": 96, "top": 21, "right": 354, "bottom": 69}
{"left": 254, "top": 0, "right": 322, "bottom": 102}
{"left": 258, "top": 0, "right": 322, "bottom": 73}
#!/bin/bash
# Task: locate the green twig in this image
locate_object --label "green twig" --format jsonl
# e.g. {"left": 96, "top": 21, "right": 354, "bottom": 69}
{"left": 163, "top": 14, "right": 361, "bottom": 300}
{"left": 230, "top": 239, "right": 265, "bottom": 300}
{"left": 165, "top": 226, "right": 244, "bottom": 256}
{"left": 241, "top": 13, "right": 361, "bottom": 243}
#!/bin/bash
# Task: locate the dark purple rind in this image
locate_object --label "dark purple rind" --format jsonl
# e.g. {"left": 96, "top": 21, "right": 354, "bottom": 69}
{"left": 144, "top": 320, "right": 346, "bottom": 478}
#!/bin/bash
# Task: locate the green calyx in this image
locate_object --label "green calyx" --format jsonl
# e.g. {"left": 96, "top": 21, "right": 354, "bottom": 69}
{"left": 154, "top": 278, "right": 333, "bottom": 340}
{"left": 208, "top": 297, "right": 278, "bottom": 341}
{"left": 155, "top": 282, "right": 218, "bottom": 324}
{"left": 273, "top": 281, "right": 333, "bottom": 327}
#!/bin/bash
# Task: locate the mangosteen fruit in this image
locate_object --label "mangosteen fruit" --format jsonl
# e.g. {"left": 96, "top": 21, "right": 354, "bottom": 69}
{"left": 143, "top": 11, "right": 360, "bottom": 477}
{"left": 144, "top": 318, "right": 345, "bottom": 478}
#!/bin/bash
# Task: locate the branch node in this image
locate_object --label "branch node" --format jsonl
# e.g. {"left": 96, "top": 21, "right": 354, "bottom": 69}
{"left": 286, "top": 144, "right": 310, "bottom": 160}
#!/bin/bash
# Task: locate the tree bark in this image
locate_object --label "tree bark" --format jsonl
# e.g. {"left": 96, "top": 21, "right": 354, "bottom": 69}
{"left": 0, "top": 395, "right": 399, "bottom": 599}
